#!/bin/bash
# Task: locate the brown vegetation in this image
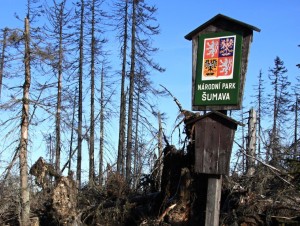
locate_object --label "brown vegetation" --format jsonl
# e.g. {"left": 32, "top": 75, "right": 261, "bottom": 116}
{"left": 2, "top": 143, "right": 299, "bottom": 226}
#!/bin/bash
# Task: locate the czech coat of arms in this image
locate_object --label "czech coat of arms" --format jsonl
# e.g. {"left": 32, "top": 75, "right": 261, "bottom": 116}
{"left": 202, "top": 35, "right": 235, "bottom": 80}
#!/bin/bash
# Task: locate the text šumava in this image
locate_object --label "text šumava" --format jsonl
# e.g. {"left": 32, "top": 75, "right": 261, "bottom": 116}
{"left": 197, "top": 82, "right": 236, "bottom": 101}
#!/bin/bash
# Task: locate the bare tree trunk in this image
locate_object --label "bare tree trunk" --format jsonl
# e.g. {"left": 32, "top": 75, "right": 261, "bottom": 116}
{"left": 99, "top": 66, "right": 104, "bottom": 186}
{"left": 89, "top": 0, "right": 95, "bottom": 186}
{"left": 133, "top": 72, "right": 141, "bottom": 188}
{"left": 49, "top": 134, "right": 54, "bottom": 164}
{"left": 121, "top": 88, "right": 128, "bottom": 175}
{"left": 55, "top": 1, "right": 65, "bottom": 172}
{"left": 19, "top": 17, "right": 30, "bottom": 226}
{"left": 241, "top": 109, "right": 246, "bottom": 173}
{"left": 246, "top": 108, "right": 257, "bottom": 176}
{"left": 126, "top": 0, "right": 137, "bottom": 184}
{"left": 157, "top": 111, "right": 163, "bottom": 191}
{"left": 294, "top": 95, "right": 298, "bottom": 158}
{"left": 69, "top": 88, "right": 77, "bottom": 175}
{"left": 117, "top": 0, "right": 129, "bottom": 175}
{"left": 77, "top": 0, "right": 84, "bottom": 187}
{"left": 0, "top": 28, "right": 8, "bottom": 99}
{"left": 257, "top": 70, "right": 263, "bottom": 159}
{"left": 271, "top": 74, "right": 278, "bottom": 162}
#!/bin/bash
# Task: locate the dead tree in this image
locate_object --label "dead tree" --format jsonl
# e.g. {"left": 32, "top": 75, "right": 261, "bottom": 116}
{"left": 246, "top": 108, "right": 257, "bottom": 176}
{"left": 19, "top": 17, "right": 31, "bottom": 226}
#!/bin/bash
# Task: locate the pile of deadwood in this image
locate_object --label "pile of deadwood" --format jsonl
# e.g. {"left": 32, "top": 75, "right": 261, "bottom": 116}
{"left": 220, "top": 166, "right": 300, "bottom": 225}
{"left": 0, "top": 151, "right": 299, "bottom": 226}
{"left": 1, "top": 144, "right": 297, "bottom": 226}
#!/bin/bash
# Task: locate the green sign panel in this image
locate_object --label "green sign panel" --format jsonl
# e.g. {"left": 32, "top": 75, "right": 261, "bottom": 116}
{"left": 194, "top": 31, "right": 243, "bottom": 107}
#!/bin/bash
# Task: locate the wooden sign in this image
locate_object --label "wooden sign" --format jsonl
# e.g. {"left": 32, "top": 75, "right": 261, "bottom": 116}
{"left": 186, "top": 111, "right": 243, "bottom": 225}
{"left": 187, "top": 111, "right": 241, "bottom": 175}
{"left": 185, "top": 14, "right": 260, "bottom": 111}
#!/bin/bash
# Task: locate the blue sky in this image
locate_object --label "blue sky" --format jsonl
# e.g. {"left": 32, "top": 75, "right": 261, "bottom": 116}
{"left": 0, "top": 0, "right": 299, "bottom": 174}
{"left": 1, "top": 0, "right": 299, "bottom": 119}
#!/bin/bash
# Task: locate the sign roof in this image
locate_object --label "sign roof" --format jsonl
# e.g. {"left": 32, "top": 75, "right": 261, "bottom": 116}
{"left": 185, "top": 110, "right": 244, "bottom": 127}
{"left": 185, "top": 14, "right": 260, "bottom": 41}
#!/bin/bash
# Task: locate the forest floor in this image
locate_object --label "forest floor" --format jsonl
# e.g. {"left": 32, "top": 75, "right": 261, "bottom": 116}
{"left": 1, "top": 152, "right": 300, "bottom": 226}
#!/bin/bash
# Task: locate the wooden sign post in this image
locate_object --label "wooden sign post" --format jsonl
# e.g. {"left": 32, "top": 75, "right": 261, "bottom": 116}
{"left": 184, "top": 14, "right": 259, "bottom": 225}
{"left": 206, "top": 175, "right": 222, "bottom": 226}
{"left": 187, "top": 111, "right": 241, "bottom": 225}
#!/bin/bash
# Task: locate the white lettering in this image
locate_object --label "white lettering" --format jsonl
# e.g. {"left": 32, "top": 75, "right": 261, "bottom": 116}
{"left": 202, "top": 92, "right": 206, "bottom": 101}
{"left": 198, "top": 83, "right": 221, "bottom": 91}
{"left": 221, "top": 82, "right": 236, "bottom": 89}
{"left": 201, "top": 92, "right": 231, "bottom": 101}
{"left": 229, "top": 83, "right": 236, "bottom": 89}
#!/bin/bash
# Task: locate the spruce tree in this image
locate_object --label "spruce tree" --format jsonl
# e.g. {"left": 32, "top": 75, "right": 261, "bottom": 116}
{"left": 268, "top": 56, "right": 290, "bottom": 164}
